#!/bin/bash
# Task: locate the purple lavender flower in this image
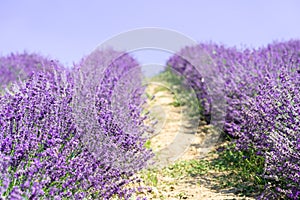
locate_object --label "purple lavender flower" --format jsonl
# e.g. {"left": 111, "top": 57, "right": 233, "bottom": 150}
{"left": 0, "top": 52, "right": 63, "bottom": 91}
{"left": 0, "top": 49, "right": 153, "bottom": 199}
{"left": 167, "top": 40, "right": 300, "bottom": 199}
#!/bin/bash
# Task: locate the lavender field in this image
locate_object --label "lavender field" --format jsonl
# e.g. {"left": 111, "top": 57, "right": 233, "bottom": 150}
{"left": 0, "top": 40, "right": 300, "bottom": 199}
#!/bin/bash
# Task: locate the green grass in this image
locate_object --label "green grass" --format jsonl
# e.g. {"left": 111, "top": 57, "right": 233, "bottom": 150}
{"left": 152, "top": 85, "right": 168, "bottom": 94}
{"left": 144, "top": 140, "right": 152, "bottom": 149}
{"left": 207, "top": 143, "right": 266, "bottom": 196}
{"left": 149, "top": 66, "right": 185, "bottom": 87}
{"left": 139, "top": 142, "right": 266, "bottom": 198}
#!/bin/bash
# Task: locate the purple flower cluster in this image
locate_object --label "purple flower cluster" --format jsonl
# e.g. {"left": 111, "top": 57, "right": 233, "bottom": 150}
{"left": 0, "top": 52, "right": 63, "bottom": 91}
{"left": 74, "top": 48, "right": 150, "bottom": 153}
{"left": 167, "top": 43, "right": 244, "bottom": 126}
{"left": 167, "top": 40, "right": 300, "bottom": 199}
{"left": 0, "top": 50, "right": 153, "bottom": 199}
{"left": 240, "top": 70, "right": 300, "bottom": 199}
{"left": 1, "top": 72, "right": 78, "bottom": 199}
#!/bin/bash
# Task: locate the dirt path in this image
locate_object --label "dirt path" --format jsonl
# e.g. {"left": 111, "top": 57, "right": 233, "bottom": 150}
{"left": 144, "top": 83, "right": 221, "bottom": 168}
{"left": 144, "top": 83, "right": 198, "bottom": 167}
{"left": 137, "top": 84, "right": 255, "bottom": 200}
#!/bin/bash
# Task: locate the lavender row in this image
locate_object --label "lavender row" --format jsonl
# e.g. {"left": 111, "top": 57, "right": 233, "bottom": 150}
{"left": 0, "top": 50, "right": 153, "bottom": 199}
{"left": 167, "top": 40, "right": 300, "bottom": 199}
{"left": 0, "top": 52, "right": 64, "bottom": 92}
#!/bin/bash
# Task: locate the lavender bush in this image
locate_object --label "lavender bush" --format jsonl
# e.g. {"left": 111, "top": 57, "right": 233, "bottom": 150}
{"left": 0, "top": 52, "right": 63, "bottom": 92}
{"left": 239, "top": 70, "right": 300, "bottom": 199}
{"left": 74, "top": 48, "right": 150, "bottom": 154}
{"left": 0, "top": 49, "right": 153, "bottom": 199}
{"left": 72, "top": 49, "right": 153, "bottom": 198}
{"left": 224, "top": 40, "right": 300, "bottom": 138}
{"left": 0, "top": 152, "right": 25, "bottom": 199}
{"left": 0, "top": 72, "right": 79, "bottom": 199}
{"left": 166, "top": 43, "right": 243, "bottom": 127}
{"left": 167, "top": 40, "right": 300, "bottom": 199}
{"left": 167, "top": 40, "right": 300, "bottom": 136}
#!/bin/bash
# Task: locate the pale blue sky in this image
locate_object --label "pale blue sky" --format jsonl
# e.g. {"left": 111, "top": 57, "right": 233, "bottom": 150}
{"left": 1, "top": 0, "right": 299, "bottom": 72}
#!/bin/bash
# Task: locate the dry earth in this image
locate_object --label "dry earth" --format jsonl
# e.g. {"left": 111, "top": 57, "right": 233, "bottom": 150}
{"left": 133, "top": 84, "right": 255, "bottom": 200}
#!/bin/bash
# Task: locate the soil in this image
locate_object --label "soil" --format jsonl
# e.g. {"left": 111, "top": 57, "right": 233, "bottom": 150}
{"left": 135, "top": 84, "right": 255, "bottom": 200}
